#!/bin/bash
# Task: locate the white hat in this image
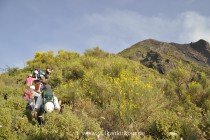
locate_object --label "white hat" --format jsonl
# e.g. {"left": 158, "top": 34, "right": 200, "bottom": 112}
{"left": 44, "top": 102, "right": 54, "bottom": 113}
{"left": 34, "top": 70, "right": 38, "bottom": 74}
{"left": 30, "top": 85, "right": 35, "bottom": 90}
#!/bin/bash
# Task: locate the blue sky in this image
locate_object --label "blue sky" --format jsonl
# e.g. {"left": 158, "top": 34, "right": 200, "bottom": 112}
{"left": 0, "top": 0, "right": 210, "bottom": 69}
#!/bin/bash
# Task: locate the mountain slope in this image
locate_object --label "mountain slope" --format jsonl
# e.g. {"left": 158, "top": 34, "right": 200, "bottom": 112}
{"left": 0, "top": 48, "right": 210, "bottom": 139}
{"left": 119, "top": 39, "right": 210, "bottom": 73}
{"left": 171, "top": 39, "right": 210, "bottom": 65}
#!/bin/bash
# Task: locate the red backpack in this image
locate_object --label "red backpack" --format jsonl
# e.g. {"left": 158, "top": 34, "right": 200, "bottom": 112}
{"left": 23, "top": 89, "right": 33, "bottom": 101}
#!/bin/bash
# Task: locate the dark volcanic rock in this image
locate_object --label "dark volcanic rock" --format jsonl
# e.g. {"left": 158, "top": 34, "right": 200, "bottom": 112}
{"left": 141, "top": 50, "right": 165, "bottom": 74}
{"left": 190, "top": 39, "right": 210, "bottom": 64}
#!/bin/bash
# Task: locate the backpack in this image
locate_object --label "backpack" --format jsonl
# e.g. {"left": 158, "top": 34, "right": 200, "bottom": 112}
{"left": 32, "top": 70, "right": 38, "bottom": 79}
{"left": 32, "top": 70, "right": 45, "bottom": 80}
{"left": 38, "top": 70, "right": 45, "bottom": 78}
{"left": 42, "top": 90, "right": 54, "bottom": 104}
{"left": 23, "top": 89, "right": 33, "bottom": 101}
{"left": 41, "top": 84, "right": 54, "bottom": 104}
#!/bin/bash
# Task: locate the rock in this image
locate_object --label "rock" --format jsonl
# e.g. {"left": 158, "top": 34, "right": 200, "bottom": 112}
{"left": 4, "top": 94, "right": 8, "bottom": 100}
{"left": 168, "top": 132, "right": 178, "bottom": 138}
{"left": 141, "top": 50, "right": 165, "bottom": 74}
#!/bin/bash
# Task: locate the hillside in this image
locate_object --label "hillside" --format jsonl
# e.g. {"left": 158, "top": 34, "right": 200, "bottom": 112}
{"left": 119, "top": 39, "right": 210, "bottom": 74}
{"left": 0, "top": 47, "right": 210, "bottom": 139}
{"left": 171, "top": 39, "right": 210, "bottom": 65}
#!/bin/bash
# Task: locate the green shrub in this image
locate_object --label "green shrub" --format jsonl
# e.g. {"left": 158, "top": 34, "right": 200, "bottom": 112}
{"left": 84, "top": 47, "right": 110, "bottom": 58}
{"left": 82, "top": 70, "right": 113, "bottom": 108}
{"left": 40, "top": 110, "right": 83, "bottom": 140}
{"left": 181, "top": 123, "right": 202, "bottom": 140}
{"left": 27, "top": 51, "right": 55, "bottom": 69}
{"left": 81, "top": 56, "right": 99, "bottom": 69}
{"left": 188, "top": 81, "right": 203, "bottom": 105}
{"left": 48, "top": 70, "right": 63, "bottom": 88}
{"left": 63, "top": 62, "right": 85, "bottom": 81}
{"left": 3, "top": 96, "right": 26, "bottom": 110}
{"left": 6, "top": 67, "right": 19, "bottom": 76}
{"left": 148, "top": 110, "right": 181, "bottom": 139}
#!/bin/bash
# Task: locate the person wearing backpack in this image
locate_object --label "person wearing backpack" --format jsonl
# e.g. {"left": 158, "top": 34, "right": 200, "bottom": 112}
{"left": 23, "top": 85, "right": 38, "bottom": 110}
{"left": 32, "top": 69, "right": 39, "bottom": 79}
{"left": 25, "top": 74, "right": 35, "bottom": 86}
{"left": 44, "top": 68, "right": 53, "bottom": 80}
{"left": 38, "top": 68, "right": 53, "bottom": 83}
{"left": 34, "top": 83, "right": 60, "bottom": 124}
{"left": 32, "top": 68, "right": 46, "bottom": 80}
{"left": 34, "top": 79, "right": 43, "bottom": 93}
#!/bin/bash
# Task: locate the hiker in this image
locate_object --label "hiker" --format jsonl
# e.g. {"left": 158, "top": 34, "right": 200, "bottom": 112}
{"left": 25, "top": 74, "right": 35, "bottom": 86}
{"left": 23, "top": 85, "right": 37, "bottom": 110}
{"left": 32, "top": 68, "right": 52, "bottom": 84}
{"left": 23, "top": 86, "right": 33, "bottom": 101}
{"left": 32, "top": 69, "right": 39, "bottom": 79}
{"left": 32, "top": 68, "right": 45, "bottom": 80}
{"left": 34, "top": 79, "right": 43, "bottom": 93}
{"left": 44, "top": 68, "right": 53, "bottom": 80}
{"left": 39, "top": 68, "right": 53, "bottom": 83}
{"left": 34, "top": 83, "right": 61, "bottom": 124}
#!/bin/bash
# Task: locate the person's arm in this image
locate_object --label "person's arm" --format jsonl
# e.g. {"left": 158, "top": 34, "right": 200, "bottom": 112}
{"left": 32, "top": 91, "right": 40, "bottom": 97}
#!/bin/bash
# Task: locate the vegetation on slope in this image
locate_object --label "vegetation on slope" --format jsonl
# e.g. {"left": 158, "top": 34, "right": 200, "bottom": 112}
{"left": 0, "top": 47, "right": 210, "bottom": 139}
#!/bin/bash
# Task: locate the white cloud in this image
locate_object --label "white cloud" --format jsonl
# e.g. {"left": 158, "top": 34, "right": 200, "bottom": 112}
{"left": 84, "top": 10, "right": 210, "bottom": 52}
{"left": 180, "top": 11, "right": 210, "bottom": 42}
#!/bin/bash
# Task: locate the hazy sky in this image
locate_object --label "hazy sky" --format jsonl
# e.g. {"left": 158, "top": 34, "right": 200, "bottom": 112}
{"left": 0, "top": 0, "right": 210, "bottom": 68}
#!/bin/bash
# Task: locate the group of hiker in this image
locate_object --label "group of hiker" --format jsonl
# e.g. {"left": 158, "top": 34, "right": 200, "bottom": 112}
{"left": 23, "top": 68, "right": 61, "bottom": 124}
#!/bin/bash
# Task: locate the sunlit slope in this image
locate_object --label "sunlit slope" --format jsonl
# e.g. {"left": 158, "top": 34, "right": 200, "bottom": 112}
{"left": 0, "top": 48, "right": 209, "bottom": 139}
